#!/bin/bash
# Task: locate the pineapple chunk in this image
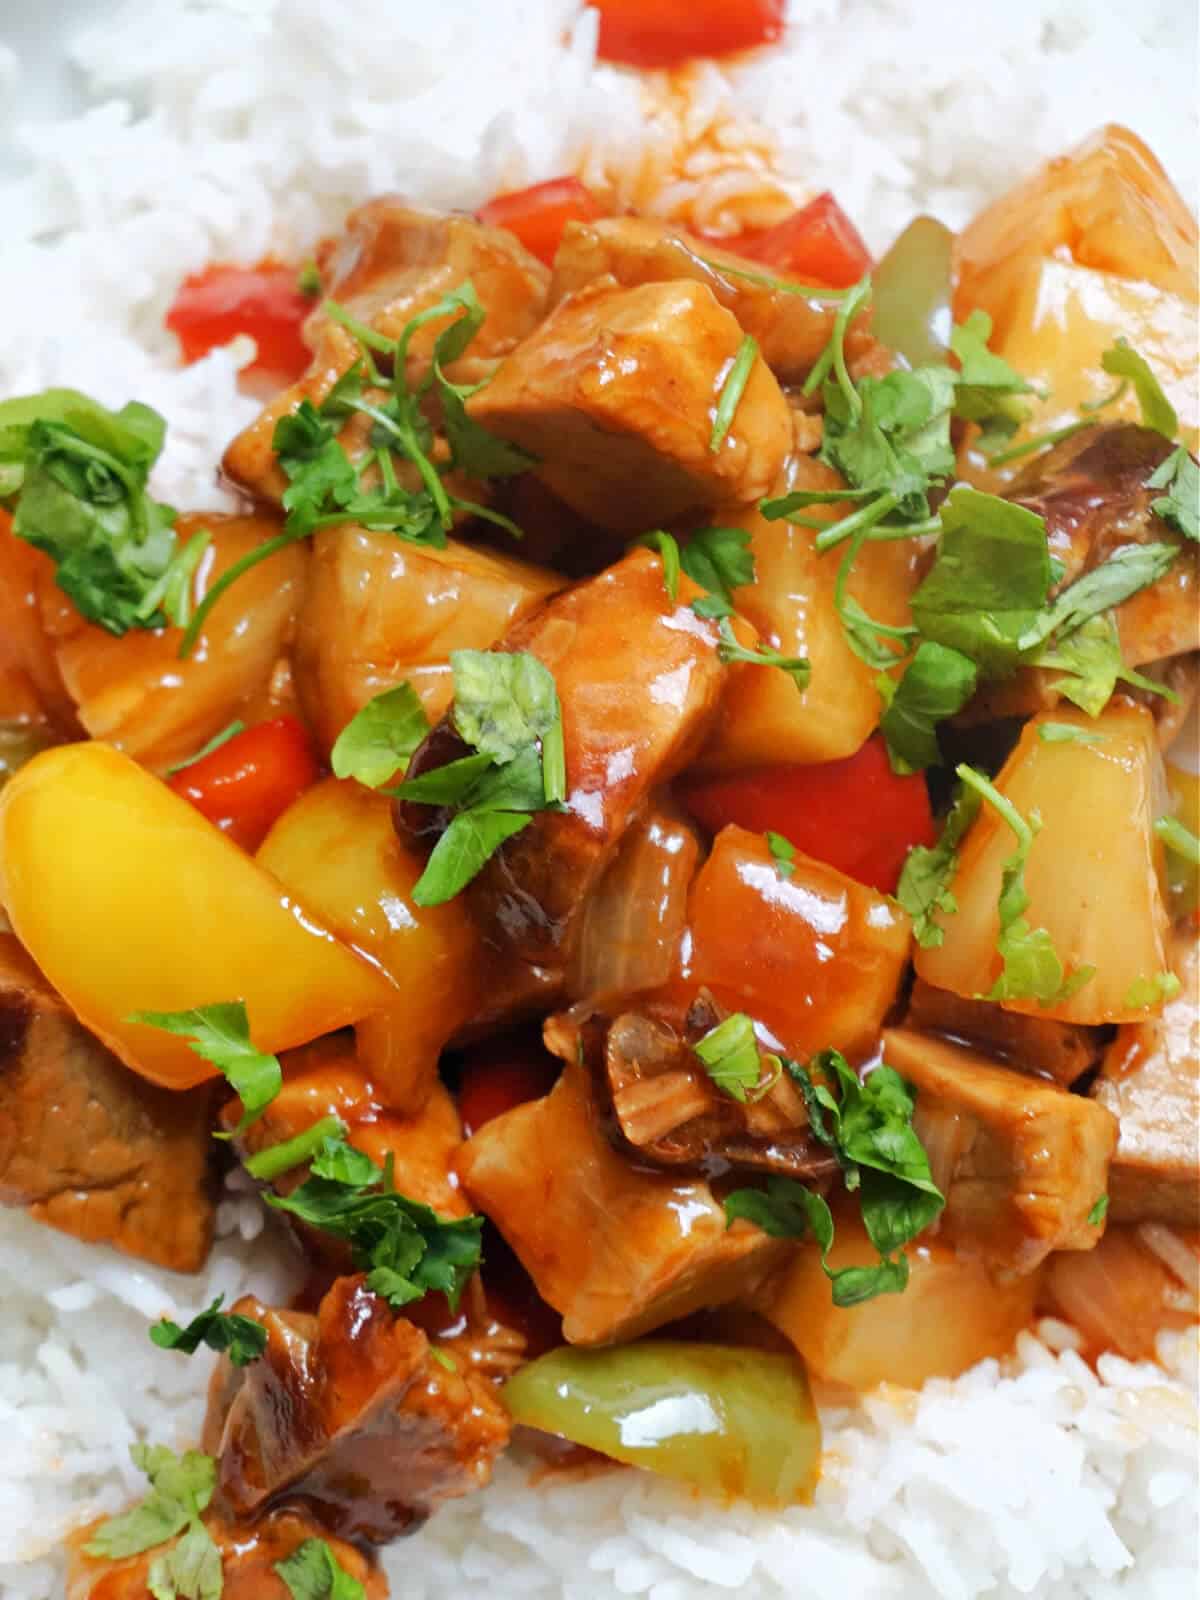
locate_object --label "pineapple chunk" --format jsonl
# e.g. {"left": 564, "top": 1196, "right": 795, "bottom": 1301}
{"left": 294, "top": 524, "right": 561, "bottom": 758}
{"left": 955, "top": 124, "right": 1198, "bottom": 337}
{"left": 1091, "top": 930, "right": 1199, "bottom": 1227}
{"left": 694, "top": 467, "right": 922, "bottom": 771}
{"left": 457, "top": 1061, "right": 789, "bottom": 1345}
{"left": 884, "top": 1027, "right": 1118, "bottom": 1276}
{"left": 761, "top": 1210, "right": 1037, "bottom": 1388}
{"left": 915, "top": 705, "right": 1172, "bottom": 1024}
{"left": 687, "top": 825, "right": 911, "bottom": 1061}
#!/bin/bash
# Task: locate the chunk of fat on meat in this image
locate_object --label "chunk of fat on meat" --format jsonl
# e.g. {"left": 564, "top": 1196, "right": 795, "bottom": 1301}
{"left": 226, "top": 1031, "right": 469, "bottom": 1219}
{"left": 905, "top": 978, "right": 1104, "bottom": 1087}
{"left": 549, "top": 215, "right": 880, "bottom": 385}
{"left": 884, "top": 1027, "right": 1119, "bottom": 1277}
{"left": 0, "top": 934, "right": 214, "bottom": 1272}
{"left": 466, "top": 278, "right": 793, "bottom": 531}
{"left": 68, "top": 1509, "right": 387, "bottom": 1600}
{"left": 1092, "top": 930, "right": 1199, "bottom": 1227}
{"left": 203, "top": 1275, "right": 509, "bottom": 1543}
{"left": 224, "top": 201, "right": 549, "bottom": 505}
{"left": 398, "top": 549, "right": 727, "bottom": 978}
{"left": 294, "top": 523, "right": 562, "bottom": 758}
{"left": 456, "top": 1061, "right": 790, "bottom": 1346}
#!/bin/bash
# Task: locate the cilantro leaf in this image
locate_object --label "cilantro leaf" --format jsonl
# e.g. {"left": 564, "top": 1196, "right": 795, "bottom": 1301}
{"left": 715, "top": 616, "right": 810, "bottom": 691}
{"left": 633, "top": 531, "right": 681, "bottom": 601}
{"left": 164, "top": 720, "right": 245, "bottom": 777}
{"left": 330, "top": 683, "right": 430, "bottom": 789}
{"left": 276, "top": 1538, "right": 366, "bottom": 1600}
{"left": 1145, "top": 446, "right": 1198, "bottom": 541}
{"left": 910, "top": 488, "right": 1051, "bottom": 677}
{"left": 244, "top": 1114, "right": 348, "bottom": 1182}
{"left": 427, "top": 283, "right": 537, "bottom": 479}
{"left": 1018, "top": 542, "right": 1179, "bottom": 654}
{"left": 85, "top": 1445, "right": 216, "bottom": 1560}
{"left": 766, "top": 831, "right": 797, "bottom": 879}
{"left": 126, "top": 1002, "right": 280, "bottom": 1135}
{"left": 450, "top": 649, "right": 562, "bottom": 769}
{"left": 950, "top": 310, "right": 1034, "bottom": 449}
{"left": 879, "top": 640, "right": 978, "bottom": 772}
{"left": 149, "top": 1294, "right": 266, "bottom": 1367}
{"left": 955, "top": 764, "right": 1093, "bottom": 1006}
{"left": 1101, "top": 339, "right": 1178, "bottom": 438}
{"left": 1036, "top": 613, "right": 1176, "bottom": 717}
{"left": 146, "top": 1519, "right": 223, "bottom": 1600}
{"left": 1087, "top": 1195, "right": 1109, "bottom": 1227}
{"left": 1124, "top": 971, "right": 1182, "bottom": 1008}
{"left": 1155, "top": 815, "right": 1200, "bottom": 866}
{"left": 710, "top": 334, "right": 759, "bottom": 452}
{"left": 693, "top": 1012, "right": 764, "bottom": 1104}
{"left": 411, "top": 809, "right": 532, "bottom": 907}
{"left": 896, "top": 783, "right": 982, "bottom": 949}
{"left": 265, "top": 1135, "right": 483, "bottom": 1310}
{"left": 1037, "top": 722, "right": 1107, "bottom": 745}
{"left": 680, "top": 526, "right": 756, "bottom": 618}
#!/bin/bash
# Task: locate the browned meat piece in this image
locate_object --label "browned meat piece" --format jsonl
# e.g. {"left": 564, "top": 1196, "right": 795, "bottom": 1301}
{"left": 69, "top": 1509, "right": 387, "bottom": 1600}
{"left": 884, "top": 1027, "right": 1119, "bottom": 1276}
{"left": 204, "top": 1274, "right": 509, "bottom": 1543}
{"left": 0, "top": 935, "right": 213, "bottom": 1272}
{"left": 397, "top": 549, "right": 727, "bottom": 981}
{"left": 466, "top": 278, "right": 793, "bottom": 530}
{"left": 224, "top": 199, "right": 549, "bottom": 505}
{"left": 457, "top": 1060, "right": 790, "bottom": 1345}
{"left": 960, "top": 424, "right": 1199, "bottom": 723}
{"left": 1091, "top": 931, "right": 1199, "bottom": 1226}
{"left": 906, "top": 977, "right": 1105, "bottom": 1086}
{"left": 553, "top": 1002, "right": 839, "bottom": 1182}
{"left": 549, "top": 215, "right": 880, "bottom": 384}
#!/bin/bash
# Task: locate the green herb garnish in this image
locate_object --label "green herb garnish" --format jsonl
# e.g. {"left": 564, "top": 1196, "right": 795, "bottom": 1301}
{"left": 878, "top": 640, "right": 977, "bottom": 773}
{"left": 766, "top": 830, "right": 797, "bottom": 878}
{"left": 276, "top": 1538, "right": 366, "bottom": 1600}
{"left": 85, "top": 1445, "right": 220, "bottom": 1598}
{"left": 330, "top": 682, "right": 430, "bottom": 789}
{"left": 126, "top": 1002, "right": 280, "bottom": 1135}
{"left": 693, "top": 1012, "right": 767, "bottom": 1104}
{"left": 1036, "top": 722, "right": 1108, "bottom": 745}
{"left": 1123, "top": 972, "right": 1182, "bottom": 1009}
{"left": 1146, "top": 446, "right": 1198, "bottom": 541}
{"left": 149, "top": 1294, "right": 267, "bottom": 1367}
{"left": 1100, "top": 339, "right": 1178, "bottom": 438}
{"left": 715, "top": 616, "right": 810, "bottom": 692}
{"left": 244, "top": 1114, "right": 348, "bottom": 1182}
{"left": 1155, "top": 815, "right": 1200, "bottom": 865}
{"left": 164, "top": 720, "right": 246, "bottom": 777}
{"left": 710, "top": 334, "right": 758, "bottom": 452}
{"left": 896, "top": 782, "right": 981, "bottom": 949}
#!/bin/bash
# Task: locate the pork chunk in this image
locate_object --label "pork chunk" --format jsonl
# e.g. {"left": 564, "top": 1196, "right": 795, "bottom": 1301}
{"left": 457, "top": 1061, "right": 790, "bottom": 1345}
{"left": 905, "top": 978, "right": 1104, "bottom": 1086}
{"left": 884, "top": 1026, "right": 1119, "bottom": 1276}
{"left": 69, "top": 1510, "right": 387, "bottom": 1600}
{"left": 1092, "top": 931, "right": 1199, "bottom": 1226}
{"left": 466, "top": 278, "right": 792, "bottom": 530}
{"left": 204, "top": 1275, "right": 509, "bottom": 1543}
{"left": 550, "top": 215, "right": 879, "bottom": 385}
{"left": 397, "top": 549, "right": 726, "bottom": 979}
{"left": 224, "top": 199, "right": 549, "bottom": 505}
{"left": 0, "top": 935, "right": 213, "bottom": 1272}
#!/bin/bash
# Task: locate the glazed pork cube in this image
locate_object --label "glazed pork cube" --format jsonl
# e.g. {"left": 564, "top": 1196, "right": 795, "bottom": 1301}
{"left": 0, "top": 935, "right": 213, "bottom": 1272}
{"left": 905, "top": 978, "right": 1104, "bottom": 1087}
{"left": 457, "top": 1062, "right": 790, "bottom": 1345}
{"left": 1091, "top": 931, "right": 1199, "bottom": 1226}
{"left": 204, "top": 1275, "right": 509, "bottom": 1543}
{"left": 550, "top": 214, "right": 880, "bottom": 384}
{"left": 884, "top": 1027, "right": 1119, "bottom": 1276}
{"left": 465, "top": 278, "right": 792, "bottom": 530}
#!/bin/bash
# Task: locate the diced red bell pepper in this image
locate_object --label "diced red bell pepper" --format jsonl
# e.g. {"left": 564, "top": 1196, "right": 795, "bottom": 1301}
{"left": 457, "top": 1038, "right": 561, "bottom": 1139}
{"left": 592, "top": 0, "right": 786, "bottom": 69}
{"left": 167, "top": 716, "right": 320, "bottom": 852}
{"left": 477, "top": 177, "right": 605, "bottom": 268}
{"left": 680, "top": 734, "right": 935, "bottom": 895}
{"left": 165, "top": 261, "right": 315, "bottom": 380}
{"left": 741, "top": 192, "right": 873, "bottom": 288}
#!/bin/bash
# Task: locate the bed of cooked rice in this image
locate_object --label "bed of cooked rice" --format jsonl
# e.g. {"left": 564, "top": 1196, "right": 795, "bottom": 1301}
{"left": 0, "top": 3, "right": 1197, "bottom": 1596}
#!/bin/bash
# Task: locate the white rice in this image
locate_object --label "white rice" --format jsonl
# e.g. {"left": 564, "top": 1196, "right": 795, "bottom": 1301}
{"left": 0, "top": 2, "right": 1197, "bottom": 1596}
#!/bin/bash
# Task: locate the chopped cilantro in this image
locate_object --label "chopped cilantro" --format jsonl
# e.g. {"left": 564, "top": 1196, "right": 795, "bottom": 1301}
{"left": 1100, "top": 339, "right": 1178, "bottom": 438}
{"left": 1037, "top": 614, "right": 1176, "bottom": 718}
{"left": 1146, "top": 446, "right": 1198, "bottom": 541}
{"left": 164, "top": 720, "right": 246, "bottom": 777}
{"left": 633, "top": 531, "right": 681, "bottom": 601}
{"left": 955, "top": 764, "right": 1093, "bottom": 1006}
{"left": 244, "top": 1114, "right": 348, "bottom": 1182}
{"left": 879, "top": 640, "right": 977, "bottom": 772}
{"left": 297, "top": 261, "right": 322, "bottom": 298}
{"left": 1124, "top": 972, "right": 1182, "bottom": 1009}
{"left": 330, "top": 682, "right": 430, "bottom": 789}
{"left": 1037, "top": 722, "right": 1108, "bottom": 745}
{"left": 276, "top": 1538, "right": 366, "bottom": 1600}
{"left": 715, "top": 615, "right": 810, "bottom": 692}
{"left": 149, "top": 1294, "right": 267, "bottom": 1367}
{"left": 265, "top": 1134, "right": 483, "bottom": 1311}
{"left": 1155, "top": 815, "right": 1200, "bottom": 866}
{"left": 896, "top": 783, "right": 982, "bottom": 949}
{"left": 710, "top": 334, "right": 759, "bottom": 452}
{"left": 85, "top": 1444, "right": 216, "bottom": 1563}
{"left": 766, "top": 830, "right": 797, "bottom": 878}
{"left": 1018, "top": 543, "right": 1179, "bottom": 654}
{"left": 680, "top": 525, "right": 756, "bottom": 618}
{"left": 693, "top": 1012, "right": 766, "bottom": 1104}
{"left": 949, "top": 310, "right": 1034, "bottom": 451}
{"left": 1087, "top": 1195, "right": 1109, "bottom": 1227}
{"left": 126, "top": 1002, "right": 280, "bottom": 1135}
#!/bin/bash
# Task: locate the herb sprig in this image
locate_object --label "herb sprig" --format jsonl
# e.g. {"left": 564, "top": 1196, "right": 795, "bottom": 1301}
{"left": 85, "top": 1445, "right": 223, "bottom": 1598}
